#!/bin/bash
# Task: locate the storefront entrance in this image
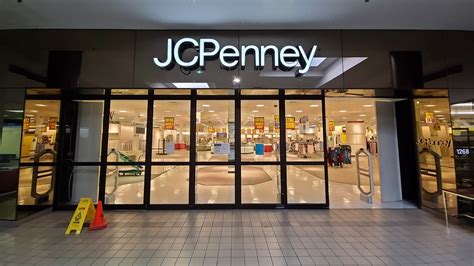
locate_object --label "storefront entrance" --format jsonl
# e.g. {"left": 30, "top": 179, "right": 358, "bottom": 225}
{"left": 15, "top": 88, "right": 455, "bottom": 210}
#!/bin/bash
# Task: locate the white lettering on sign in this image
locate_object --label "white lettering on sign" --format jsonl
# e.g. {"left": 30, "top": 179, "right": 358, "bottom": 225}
{"left": 153, "top": 38, "right": 318, "bottom": 76}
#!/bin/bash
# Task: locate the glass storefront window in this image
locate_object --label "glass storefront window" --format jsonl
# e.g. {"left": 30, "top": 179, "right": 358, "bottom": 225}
{"left": 26, "top": 88, "right": 61, "bottom": 95}
{"left": 18, "top": 166, "right": 55, "bottom": 205}
{"left": 154, "top": 89, "right": 190, "bottom": 95}
{"left": 414, "top": 98, "right": 456, "bottom": 211}
{"left": 105, "top": 164, "right": 144, "bottom": 204}
{"left": 198, "top": 89, "right": 235, "bottom": 95}
{"left": 196, "top": 100, "right": 235, "bottom": 162}
{"left": 20, "top": 100, "right": 61, "bottom": 163}
{"left": 287, "top": 165, "right": 326, "bottom": 203}
{"left": 196, "top": 165, "right": 235, "bottom": 204}
{"left": 152, "top": 100, "right": 190, "bottom": 162}
{"left": 285, "top": 100, "right": 324, "bottom": 162}
{"left": 241, "top": 165, "right": 280, "bottom": 204}
{"left": 285, "top": 89, "right": 322, "bottom": 95}
{"left": 107, "top": 100, "right": 147, "bottom": 163}
{"left": 241, "top": 100, "right": 279, "bottom": 162}
{"left": 1, "top": 89, "right": 24, "bottom": 219}
{"left": 325, "top": 89, "right": 375, "bottom": 97}
{"left": 241, "top": 89, "right": 279, "bottom": 95}
{"left": 111, "top": 89, "right": 148, "bottom": 95}
{"left": 150, "top": 165, "right": 189, "bottom": 204}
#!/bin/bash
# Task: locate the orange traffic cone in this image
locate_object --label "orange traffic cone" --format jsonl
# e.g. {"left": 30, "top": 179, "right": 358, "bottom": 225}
{"left": 89, "top": 201, "right": 107, "bottom": 230}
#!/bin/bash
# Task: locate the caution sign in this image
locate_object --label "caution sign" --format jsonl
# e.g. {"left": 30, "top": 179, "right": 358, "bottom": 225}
{"left": 65, "top": 198, "right": 96, "bottom": 235}
{"left": 164, "top": 117, "right": 175, "bottom": 130}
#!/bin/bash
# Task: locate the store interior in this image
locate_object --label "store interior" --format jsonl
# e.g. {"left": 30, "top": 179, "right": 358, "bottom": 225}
{"left": 18, "top": 100, "right": 60, "bottom": 205}
{"left": 15, "top": 92, "right": 451, "bottom": 209}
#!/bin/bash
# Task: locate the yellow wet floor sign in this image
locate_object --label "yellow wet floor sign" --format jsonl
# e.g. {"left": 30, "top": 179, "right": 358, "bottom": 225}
{"left": 65, "top": 198, "right": 96, "bottom": 235}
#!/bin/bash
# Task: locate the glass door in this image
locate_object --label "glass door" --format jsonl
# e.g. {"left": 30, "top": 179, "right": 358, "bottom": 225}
{"left": 18, "top": 100, "right": 61, "bottom": 206}
{"left": 195, "top": 100, "right": 235, "bottom": 204}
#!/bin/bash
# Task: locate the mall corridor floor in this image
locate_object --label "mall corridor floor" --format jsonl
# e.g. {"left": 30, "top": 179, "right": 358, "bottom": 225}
{"left": 0, "top": 209, "right": 472, "bottom": 266}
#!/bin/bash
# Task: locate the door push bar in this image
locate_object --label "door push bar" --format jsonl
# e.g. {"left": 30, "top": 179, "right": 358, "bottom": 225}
{"left": 31, "top": 149, "right": 56, "bottom": 199}
{"left": 419, "top": 148, "right": 442, "bottom": 196}
{"left": 355, "top": 148, "right": 375, "bottom": 203}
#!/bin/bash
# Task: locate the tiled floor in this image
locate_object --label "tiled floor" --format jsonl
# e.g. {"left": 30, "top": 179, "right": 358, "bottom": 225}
{"left": 0, "top": 209, "right": 472, "bottom": 265}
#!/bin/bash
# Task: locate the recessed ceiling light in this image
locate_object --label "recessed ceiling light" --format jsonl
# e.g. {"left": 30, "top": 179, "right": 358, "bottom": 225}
{"left": 209, "top": 110, "right": 215, "bottom": 113}
{"left": 363, "top": 105, "right": 373, "bottom": 108}
{"left": 339, "top": 110, "right": 347, "bottom": 113}
{"left": 212, "top": 114, "right": 218, "bottom": 117}
{"left": 435, "top": 114, "right": 444, "bottom": 117}
{"left": 202, "top": 104, "right": 210, "bottom": 107}
{"left": 165, "top": 110, "right": 171, "bottom": 113}
{"left": 139, "top": 114, "right": 145, "bottom": 117}
{"left": 256, "top": 104, "right": 264, "bottom": 107}
{"left": 359, "top": 114, "right": 367, "bottom": 117}
{"left": 342, "top": 117, "right": 347, "bottom": 120}
{"left": 118, "top": 117, "right": 125, "bottom": 120}
{"left": 434, "top": 110, "right": 441, "bottom": 113}
{"left": 119, "top": 110, "right": 128, "bottom": 113}
{"left": 175, "top": 114, "right": 181, "bottom": 117}
{"left": 30, "top": 110, "right": 38, "bottom": 113}
{"left": 252, "top": 110, "right": 259, "bottom": 113}
{"left": 5, "top": 110, "right": 23, "bottom": 113}
{"left": 425, "top": 104, "right": 436, "bottom": 107}
{"left": 310, "top": 104, "right": 319, "bottom": 107}
{"left": 296, "top": 110, "right": 303, "bottom": 113}
{"left": 35, "top": 104, "right": 47, "bottom": 107}
{"left": 286, "top": 114, "right": 292, "bottom": 117}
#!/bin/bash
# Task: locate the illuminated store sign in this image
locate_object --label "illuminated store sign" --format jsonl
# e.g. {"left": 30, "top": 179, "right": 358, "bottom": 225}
{"left": 153, "top": 38, "right": 318, "bottom": 76}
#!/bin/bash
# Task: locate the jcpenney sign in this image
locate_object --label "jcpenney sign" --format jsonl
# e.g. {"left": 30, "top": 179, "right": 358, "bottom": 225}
{"left": 153, "top": 38, "right": 317, "bottom": 76}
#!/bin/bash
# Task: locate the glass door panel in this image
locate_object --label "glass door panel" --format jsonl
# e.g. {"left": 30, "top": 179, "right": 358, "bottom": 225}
{"left": 414, "top": 98, "right": 456, "bottom": 211}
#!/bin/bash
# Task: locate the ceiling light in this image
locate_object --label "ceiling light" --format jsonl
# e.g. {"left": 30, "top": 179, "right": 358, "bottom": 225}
{"left": 339, "top": 110, "right": 347, "bottom": 113}
{"left": 30, "top": 110, "right": 38, "bottom": 113}
{"left": 310, "top": 104, "right": 319, "bottom": 107}
{"left": 175, "top": 114, "right": 181, "bottom": 117}
{"left": 359, "top": 114, "right": 367, "bottom": 117}
{"left": 434, "top": 110, "right": 441, "bottom": 113}
{"left": 212, "top": 114, "right": 218, "bottom": 117}
{"left": 118, "top": 117, "right": 125, "bottom": 120}
{"left": 252, "top": 110, "right": 259, "bottom": 113}
{"left": 435, "top": 114, "right": 444, "bottom": 117}
{"left": 342, "top": 117, "right": 347, "bottom": 120}
{"left": 256, "top": 104, "right": 264, "bottom": 107}
{"left": 363, "top": 105, "right": 373, "bottom": 108}
{"left": 296, "top": 110, "right": 303, "bottom": 113}
{"left": 202, "top": 104, "right": 210, "bottom": 107}
{"left": 25, "top": 114, "right": 35, "bottom": 117}
{"left": 5, "top": 110, "right": 23, "bottom": 113}
{"left": 209, "top": 110, "right": 215, "bottom": 113}
{"left": 165, "top": 110, "right": 171, "bottom": 113}
{"left": 286, "top": 114, "right": 292, "bottom": 117}
{"left": 35, "top": 104, "right": 47, "bottom": 107}
{"left": 119, "top": 110, "right": 128, "bottom": 113}
{"left": 425, "top": 104, "right": 436, "bottom": 107}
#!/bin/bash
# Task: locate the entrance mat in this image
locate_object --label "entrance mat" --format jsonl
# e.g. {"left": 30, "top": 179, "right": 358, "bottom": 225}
{"left": 197, "top": 165, "right": 271, "bottom": 186}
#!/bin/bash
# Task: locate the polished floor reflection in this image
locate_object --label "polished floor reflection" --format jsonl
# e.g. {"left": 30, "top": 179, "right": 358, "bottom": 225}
{"left": 0, "top": 209, "right": 472, "bottom": 265}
